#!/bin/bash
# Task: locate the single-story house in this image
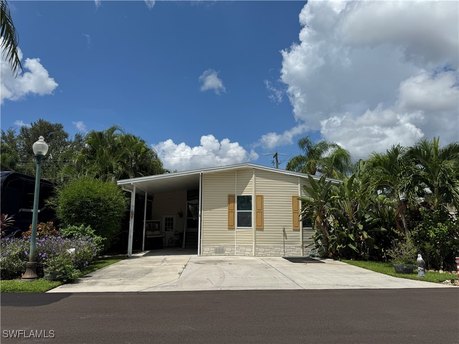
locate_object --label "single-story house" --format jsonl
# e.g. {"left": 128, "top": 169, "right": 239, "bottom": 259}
{"left": 117, "top": 163, "right": 338, "bottom": 257}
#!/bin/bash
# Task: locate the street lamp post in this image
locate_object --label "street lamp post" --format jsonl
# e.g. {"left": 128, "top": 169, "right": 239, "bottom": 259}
{"left": 22, "top": 136, "right": 48, "bottom": 280}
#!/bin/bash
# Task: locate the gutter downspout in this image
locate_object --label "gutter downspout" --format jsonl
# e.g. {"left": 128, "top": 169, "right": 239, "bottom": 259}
{"left": 252, "top": 169, "right": 256, "bottom": 256}
{"left": 197, "top": 172, "right": 203, "bottom": 256}
{"left": 298, "top": 177, "right": 303, "bottom": 256}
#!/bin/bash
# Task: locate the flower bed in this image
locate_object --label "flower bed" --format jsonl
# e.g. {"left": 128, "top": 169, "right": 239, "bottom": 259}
{"left": 0, "top": 235, "right": 101, "bottom": 282}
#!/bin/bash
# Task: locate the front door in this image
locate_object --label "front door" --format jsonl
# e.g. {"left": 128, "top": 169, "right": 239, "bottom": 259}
{"left": 162, "top": 216, "right": 175, "bottom": 247}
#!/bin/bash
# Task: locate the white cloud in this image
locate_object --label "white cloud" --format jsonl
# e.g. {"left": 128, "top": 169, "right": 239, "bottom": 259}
{"left": 144, "top": 0, "right": 155, "bottom": 9}
{"left": 320, "top": 108, "right": 424, "bottom": 160}
{"left": 264, "top": 80, "right": 284, "bottom": 104}
{"left": 72, "top": 121, "right": 87, "bottom": 133}
{"left": 153, "top": 135, "right": 258, "bottom": 171}
{"left": 259, "top": 123, "right": 308, "bottom": 150}
{"left": 1, "top": 45, "right": 58, "bottom": 104}
{"left": 199, "top": 69, "right": 226, "bottom": 95}
{"left": 270, "top": 0, "right": 459, "bottom": 158}
{"left": 13, "top": 120, "right": 31, "bottom": 128}
{"left": 94, "top": 0, "right": 101, "bottom": 8}
{"left": 398, "top": 70, "right": 459, "bottom": 113}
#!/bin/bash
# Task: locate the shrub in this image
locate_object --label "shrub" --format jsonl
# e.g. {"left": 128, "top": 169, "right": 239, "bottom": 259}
{"left": 412, "top": 209, "right": 459, "bottom": 271}
{"left": 60, "top": 224, "right": 105, "bottom": 251}
{"left": 56, "top": 178, "right": 126, "bottom": 248}
{"left": 22, "top": 221, "right": 59, "bottom": 239}
{"left": 0, "top": 235, "right": 101, "bottom": 280}
{"left": 66, "top": 236, "right": 101, "bottom": 270}
{"left": 35, "top": 236, "right": 101, "bottom": 271}
{"left": 0, "top": 238, "right": 28, "bottom": 279}
{"left": 387, "top": 236, "right": 417, "bottom": 265}
{"left": 44, "top": 254, "right": 79, "bottom": 282}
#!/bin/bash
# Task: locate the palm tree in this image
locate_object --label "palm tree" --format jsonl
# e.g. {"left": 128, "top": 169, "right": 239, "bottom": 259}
{"left": 118, "top": 133, "right": 164, "bottom": 179}
{"left": 286, "top": 136, "right": 351, "bottom": 178}
{"left": 301, "top": 175, "right": 334, "bottom": 257}
{"left": 408, "top": 138, "right": 459, "bottom": 210}
{"left": 74, "top": 126, "right": 165, "bottom": 181}
{"left": 1, "top": 0, "right": 22, "bottom": 73}
{"left": 75, "top": 126, "right": 124, "bottom": 181}
{"left": 366, "top": 145, "right": 412, "bottom": 233}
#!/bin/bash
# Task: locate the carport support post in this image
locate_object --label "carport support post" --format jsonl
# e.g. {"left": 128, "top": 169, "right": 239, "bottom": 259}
{"left": 142, "top": 191, "right": 147, "bottom": 252}
{"left": 128, "top": 185, "right": 136, "bottom": 257}
{"left": 197, "top": 172, "right": 202, "bottom": 256}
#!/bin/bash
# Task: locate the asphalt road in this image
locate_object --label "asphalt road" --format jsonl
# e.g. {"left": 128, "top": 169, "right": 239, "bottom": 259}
{"left": 1, "top": 289, "right": 458, "bottom": 344}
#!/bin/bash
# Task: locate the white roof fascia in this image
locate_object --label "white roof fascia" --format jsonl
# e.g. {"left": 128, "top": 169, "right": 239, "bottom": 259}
{"left": 117, "top": 163, "right": 341, "bottom": 186}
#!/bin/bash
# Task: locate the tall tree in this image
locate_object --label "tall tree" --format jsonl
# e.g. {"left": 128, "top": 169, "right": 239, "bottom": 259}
{"left": 408, "top": 138, "right": 459, "bottom": 210}
{"left": 301, "top": 175, "right": 335, "bottom": 257}
{"left": 74, "top": 126, "right": 165, "bottom": 181}
{"left": 286, "top": 136, "right": 351, "bottom": 178}
{"left": 0, "top": 128, "right": 19, "bottom": 170}
{"left": 0, "top": 119, "right": 83, "bottom": 184}
{"left": 118, "top": 133, "right": 164, "bottom": 179}
{"left": 366, "top": 145, "right": 412, "bottom": 233}
{"left": 15, "top": 119, "right": 74, "bottom": 181}
{"left": 0, "top": 0, "right": 21, "bottom": 73}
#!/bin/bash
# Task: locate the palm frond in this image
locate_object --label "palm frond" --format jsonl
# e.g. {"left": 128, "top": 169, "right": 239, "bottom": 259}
{"left": 0, "top": 0, "right": 22, "bottom": 74}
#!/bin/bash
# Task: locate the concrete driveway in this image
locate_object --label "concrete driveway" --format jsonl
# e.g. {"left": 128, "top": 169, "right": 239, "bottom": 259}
{"left": 49, "top": 252, "right": 448, "bottom": 293}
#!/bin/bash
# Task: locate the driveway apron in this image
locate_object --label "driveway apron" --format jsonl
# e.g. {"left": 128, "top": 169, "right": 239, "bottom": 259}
{"left": 48, "top": 253, "right": 449, "bottom": 293}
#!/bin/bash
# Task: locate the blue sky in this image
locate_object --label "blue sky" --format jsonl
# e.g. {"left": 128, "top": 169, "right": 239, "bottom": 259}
{"left": 1, "top": 1, "right": 458, "bottom": 171}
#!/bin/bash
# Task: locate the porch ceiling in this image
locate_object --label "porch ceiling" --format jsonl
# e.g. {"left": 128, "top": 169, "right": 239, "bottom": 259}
{"left": 119, "top": 173, "right": 200, "bottom": 194}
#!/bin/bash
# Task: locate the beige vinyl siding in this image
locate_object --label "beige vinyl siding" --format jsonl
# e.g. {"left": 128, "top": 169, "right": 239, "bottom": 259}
{"left": 255, "top": 170, "right": 301, "bottom": 252}
{"left": 201, "top": 172, "right": 237, "bottom": 247}
{"left": 201, "top": 169, "right": 255, "bottom": 255}
{"left": 300, "top": 178, "right": 310, "bottom": 198}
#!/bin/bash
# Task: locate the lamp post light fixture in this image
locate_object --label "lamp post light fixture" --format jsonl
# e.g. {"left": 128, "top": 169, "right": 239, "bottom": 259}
{"left": 22, "top": 136, "right": 48, "bottom": 280}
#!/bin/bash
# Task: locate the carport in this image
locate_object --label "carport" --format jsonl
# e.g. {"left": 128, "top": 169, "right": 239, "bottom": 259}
{"left": 117, "top": 171, "right": 202, "bottom": 257}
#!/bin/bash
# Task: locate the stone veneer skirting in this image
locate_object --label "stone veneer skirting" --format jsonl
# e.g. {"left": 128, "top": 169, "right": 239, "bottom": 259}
{"left": 201, "top": 244, "right": 302, "bottom": 257}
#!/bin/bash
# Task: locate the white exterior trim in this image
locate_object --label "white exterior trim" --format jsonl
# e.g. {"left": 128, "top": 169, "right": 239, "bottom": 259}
{"left": 298, "top": 177, "right": 303, "bottom": 256}
{"left": 197, "top": 172, "right": 202, "bottom": 256}
{"left": 117, "top": 163, "right": 340, "bottom": 189}
{"left": 127, "top": 184, "right": 136, "bottom": 257}
{"left": 142, "top": 191, "right": 147, "bottom": 252}
{"left": 252, "top": 169, "right": 256, "bottom": 256}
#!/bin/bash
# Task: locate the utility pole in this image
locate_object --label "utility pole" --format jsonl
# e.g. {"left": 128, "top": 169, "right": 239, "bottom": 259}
{"left": 273, "top": 152, "right": 279, "bottom": 169}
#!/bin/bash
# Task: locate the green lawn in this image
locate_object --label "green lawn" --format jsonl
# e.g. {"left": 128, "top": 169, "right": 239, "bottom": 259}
{"left": 343, "top": 259, "right": 458, "bottom": 284}
{"left": 0, "top": 257, "right": 124, "bottom": 293}
{"left": 79, "top": 257, "right": 124, "bottom": 276}
{"left": 0, "top": 279, "right": 62, "bottom": 293}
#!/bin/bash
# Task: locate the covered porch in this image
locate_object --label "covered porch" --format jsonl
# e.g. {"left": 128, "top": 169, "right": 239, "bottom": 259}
{"left": 117, "top": 171, "right": 202, "bottom": 257}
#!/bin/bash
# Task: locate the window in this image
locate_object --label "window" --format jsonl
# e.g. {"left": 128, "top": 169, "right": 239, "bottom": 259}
{"left": 237, "top": 195, "right": 252, "bottom": 228}
{"left": 302, "top": 217, "right": 312, "bottom": 228}
{"left": 164, "top": 217, "right": 174, "bottom": 231}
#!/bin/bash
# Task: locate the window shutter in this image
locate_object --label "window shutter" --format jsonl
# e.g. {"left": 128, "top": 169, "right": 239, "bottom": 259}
{"left": 228, "top": 194, "right": 235, "bottom": 230}
{"left": 256, "top": 195, "right": 264, "bottom": 230}
{"left": 292, "top": 196, "right": 300, "bottom": 231}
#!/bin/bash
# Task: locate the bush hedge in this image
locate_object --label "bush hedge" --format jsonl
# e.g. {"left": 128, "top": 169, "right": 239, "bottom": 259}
{"left": 55, "top": 178, "right": 126, "bottom": 247}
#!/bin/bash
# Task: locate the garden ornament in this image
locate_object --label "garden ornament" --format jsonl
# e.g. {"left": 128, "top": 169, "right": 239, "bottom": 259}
{"left": 417, "top": 254, "right": 425, "bottom": 277}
